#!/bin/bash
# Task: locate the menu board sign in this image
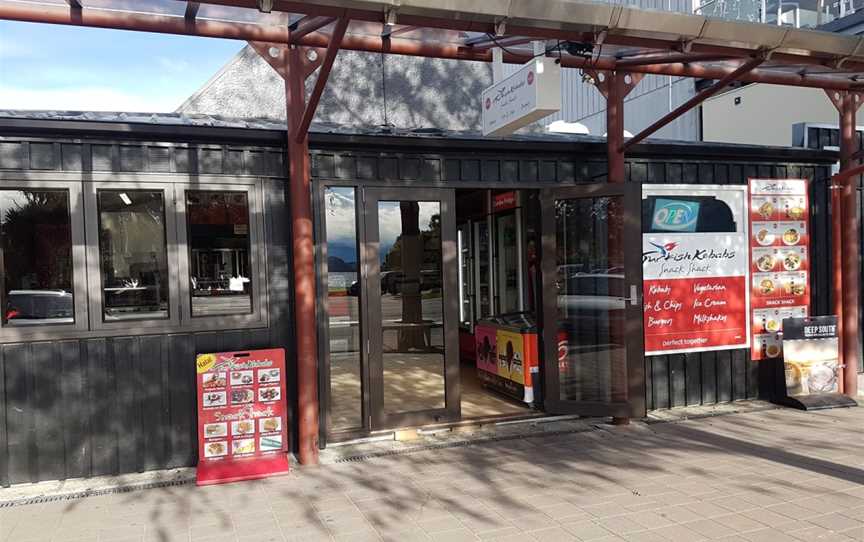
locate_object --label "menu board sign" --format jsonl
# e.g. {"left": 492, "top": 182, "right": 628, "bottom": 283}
{"left": 748, "top": 179, "right": 810, "bottom": 360}
{"left": 642, "top": 185, "right": 750, "bottom": 355}
{"left": 782, "top": 316, "right": 840, "bottom": 396}
{"left": 196, "top": 348, "right": 289, "bottom": 485}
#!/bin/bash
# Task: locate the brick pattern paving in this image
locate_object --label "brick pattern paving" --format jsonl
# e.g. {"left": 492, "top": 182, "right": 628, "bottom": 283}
{"left": 1, "top": 407, "right": 863, "bottom": 542}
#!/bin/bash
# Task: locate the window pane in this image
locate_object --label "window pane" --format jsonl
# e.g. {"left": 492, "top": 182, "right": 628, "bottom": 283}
{"left": 98, "top": 190, "right": 169, "bottom": 321}
{"left": 2, "top": 190, "right": 74, "bottom": 326}
{"left": 186, "top": 191, "right": 252, "bottom": 316}
{"left": 324, "top": 187, "right": 362, "bottom": 430}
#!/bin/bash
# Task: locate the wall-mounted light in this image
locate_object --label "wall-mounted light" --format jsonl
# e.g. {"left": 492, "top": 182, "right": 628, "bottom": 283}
{"left": 119, "top": 193, "right": 132, "bottom": 206}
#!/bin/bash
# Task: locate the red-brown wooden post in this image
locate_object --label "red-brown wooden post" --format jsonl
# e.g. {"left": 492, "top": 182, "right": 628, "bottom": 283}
{"left": 839, "top": 92, "right": 862, "bottom": 397}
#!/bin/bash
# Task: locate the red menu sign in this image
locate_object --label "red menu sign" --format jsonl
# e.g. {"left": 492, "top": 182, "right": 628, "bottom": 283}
{"left": 493, "top": 191, "right": 517, "bottom": 211}
{"left": 748, "top": 179, "right": 810, "bottom": 361}
{"left": 642, "top": 186, "right": 750, "bottom": 355}
{"left": 196, "top": 348, "right": 289, "bottom": 485}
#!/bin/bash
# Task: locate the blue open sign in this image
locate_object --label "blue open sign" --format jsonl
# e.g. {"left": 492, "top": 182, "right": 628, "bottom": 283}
{"left": 652, "top": 198, "right": 700, "bottom": 232}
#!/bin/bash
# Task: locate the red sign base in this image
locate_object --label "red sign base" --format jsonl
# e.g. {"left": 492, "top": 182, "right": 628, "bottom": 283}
{"left": 197, "top": 455, "right": 290, "bottom": 486}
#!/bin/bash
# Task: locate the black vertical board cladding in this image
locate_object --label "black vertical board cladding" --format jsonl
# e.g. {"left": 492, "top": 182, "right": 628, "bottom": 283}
{"left": 4, "top": 344, "right": 28, "bottom": 483}
{"left": 652, "top": 356, "right": 670, "bottom": 410}
{"left": 732, "top": 349, "right": 747, "bottom": 401}
{"left": 670, "top": 355, "right": 686, "bottom": 407}
{"left": 716, "top": 351, "right": 733, "bottom": 403}
{"left": 685, "top": 353, "right": 702, "bottom": 406}
{"left": 645, "top": 358, "right": 653, "bottom": 410}
{"left": 33, "top": 342, "right": 64, "bottom": 482}
{"left": 168, "top": 334, "right": 196, "bottom": 469}
{"left": 264, "top": 179, "right": 294, "bottom": 453}
{"left": 701, "top": 351, "right": 717, "bottom": 404}
{"left": 113, "top": 337, "right": 139, "bottom": 474}
{"left": 0, "top": 346, "right": 7, "bottom": 487}
{"left": 60, "top": 341, "right": 87, "bottom": 479}
{"left": 140, "top": 335, "right": 166, "bottom": 472}
{"left": 85, "top": 339, "right": 114, "bottom": 476}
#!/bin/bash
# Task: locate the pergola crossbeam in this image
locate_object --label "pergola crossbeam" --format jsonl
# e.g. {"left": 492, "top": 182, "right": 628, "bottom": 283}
{"left": 622, "top": 56, "right": 765, "bottom": 151}
{"left": 289, "top": 15, "right": 336, "bottom": 42}
{"left": 615, "top": 53, "right": 744, "bottom": 68}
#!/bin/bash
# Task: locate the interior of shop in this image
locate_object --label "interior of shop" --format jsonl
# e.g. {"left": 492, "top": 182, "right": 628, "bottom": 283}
{"left": 454, "top": 188, "right": 541, "bottom": 420}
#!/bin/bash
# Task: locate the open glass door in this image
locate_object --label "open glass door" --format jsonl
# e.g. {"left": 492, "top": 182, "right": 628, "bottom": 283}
{"left": 540, "top": 183, "right": 646, "bottom": 418}
{"left": 363, "top": 188, "right": 460, "bottom": 429}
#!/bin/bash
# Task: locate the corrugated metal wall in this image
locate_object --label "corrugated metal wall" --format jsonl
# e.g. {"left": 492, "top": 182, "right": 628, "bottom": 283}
{"left": 0, "top": 136, "right": 293, "bottom": 487}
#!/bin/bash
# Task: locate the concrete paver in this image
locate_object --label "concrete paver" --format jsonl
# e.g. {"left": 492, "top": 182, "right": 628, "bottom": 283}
{"left": 1, "top": 406, "right": 864, "bottom": 541}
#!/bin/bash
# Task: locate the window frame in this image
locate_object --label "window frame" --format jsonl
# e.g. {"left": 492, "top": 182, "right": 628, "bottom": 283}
{"left": 176, "top": 181, "right": 268, "bottom": 331}
{"left": 84, "top": 181, "right": 182, "bottom": 332}
{"left": 0, "top": 180, "right": 89, "bottom": 341}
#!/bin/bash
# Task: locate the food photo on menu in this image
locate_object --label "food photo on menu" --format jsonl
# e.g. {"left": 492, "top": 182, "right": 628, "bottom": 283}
{"left": 232, "top": 420, "right": 255, "bottom": 436}
{"left": 232, "top": 438, "right": 256, "bottom": 456}
{"left": 259, "top": 435, "right": 282, "bottom": 452}
{"left": 231, "top": 388, "right": 254, "bottom": 405}
{"left": 259, "top": 368, "right": 280, "bottom": 384}
{"left": 230, "top": 370, "right": 254, "bottom": 386}
{"left": 259, "top": 417, "right": 281, "bottom": 433}
{"left": 202, "top": 372, "right": 226, "bottom": 389}
{"left": 202, "top": 391, "right": 227, "bottom": 408}
{"left": 204, "top": 422, "right": 227, "bottom": 439}
{"left": 204, "top": 440, "right": 228, "bottom": 458}
{"left": 753, "top": 223, "right": 777, "bottom": 246}
{"left": 258, "top": 386, "right": 280, "bottom": 402}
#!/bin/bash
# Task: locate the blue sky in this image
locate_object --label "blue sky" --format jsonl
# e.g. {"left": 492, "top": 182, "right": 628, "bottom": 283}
{"left": 0, "top": 21, "right": 244, "bottom": 112}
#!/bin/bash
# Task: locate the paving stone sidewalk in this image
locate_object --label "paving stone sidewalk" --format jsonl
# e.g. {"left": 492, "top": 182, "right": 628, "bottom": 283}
{"left": 1, "top": 406, "right": 863, "bottom": 542}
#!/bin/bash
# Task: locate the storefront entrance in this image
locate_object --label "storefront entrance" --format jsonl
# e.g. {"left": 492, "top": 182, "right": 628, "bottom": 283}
{"left": 318, "top": 182, "right": 645, "bottom": 441}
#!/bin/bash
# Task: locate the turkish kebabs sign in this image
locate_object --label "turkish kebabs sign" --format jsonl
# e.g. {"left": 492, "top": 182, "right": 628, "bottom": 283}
{"left": 748, "top": 179, "right": 810, "bottom": 361}
{"left": 642, "top": 185, "right": 750, "bottom": 355}
{"left": 196, "top": 348, "right": 289, "bottom": 485}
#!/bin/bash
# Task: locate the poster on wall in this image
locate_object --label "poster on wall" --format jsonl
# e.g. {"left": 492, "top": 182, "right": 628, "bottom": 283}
{"left": 748, "top": 179, "right": 810, "bottom": 360}
{"left": 196, "top": 348, "right": 289, "bottom": 486}
{"left": 642, "top": 185, "right": 750, "bottom": 355}
{"left": 782, "top": 316, "right": 839, "bottom": 396}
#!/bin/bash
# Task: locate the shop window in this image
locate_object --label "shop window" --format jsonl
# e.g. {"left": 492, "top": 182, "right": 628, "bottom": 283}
{"left": 1, "top": 190, "right": 75, "bottom": 326}
{"left": 96, "top": 190, "right": 170, "bottom": 321}
{"left": 185, "top": 190, "right": 253, "bottom": 317}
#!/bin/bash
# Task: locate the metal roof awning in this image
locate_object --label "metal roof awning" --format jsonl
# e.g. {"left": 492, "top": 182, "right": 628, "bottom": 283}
{"left": 4, "top": 0, "right": 864, "bottom": 90}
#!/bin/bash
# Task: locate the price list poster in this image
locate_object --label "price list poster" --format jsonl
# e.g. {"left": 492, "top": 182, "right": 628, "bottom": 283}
{"left": 748, "top": 179, "right": 811, "bottom": 361}
{"left": 196, "top": 348, "right": 289, "bottom": 485}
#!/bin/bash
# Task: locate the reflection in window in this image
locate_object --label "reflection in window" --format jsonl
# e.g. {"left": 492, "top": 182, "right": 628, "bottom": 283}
{"left": 555, "top": 197, "right": 625, "bottom": 403}
{"left": 1, "top": 190, "right": 74, "bottom": 326}
{"left": 186, "top": 191, "right": 252, "bottom": 316}
{"left": 98, "top": 190, "right": 169, "bottom": 321}
{"left": 324, "top": 187, "right": 362, "bottom": 430}
{"left": 378, "top": 201, "right": 445, "bottom": 414}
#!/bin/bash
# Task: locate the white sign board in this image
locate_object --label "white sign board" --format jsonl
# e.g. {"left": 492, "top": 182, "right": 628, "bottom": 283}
{"left": 642, "top": 185, "right": 751, "bottom": 355}
{"left": 481, "top": 57, "right": 561, "bottom": 137}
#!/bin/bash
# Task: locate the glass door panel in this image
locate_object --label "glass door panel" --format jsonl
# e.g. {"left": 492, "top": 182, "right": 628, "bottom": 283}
{"left": 541, "top": 183, "right": 645, "bottom": 419}
{"left": 378, "top": 200, "right": 445, "bottom": 414}
{"left": 322, "top": 186, "right": 364, "bottom": 433}
{"left": 365, "top": 188, "right": 459, "bottom": 428}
